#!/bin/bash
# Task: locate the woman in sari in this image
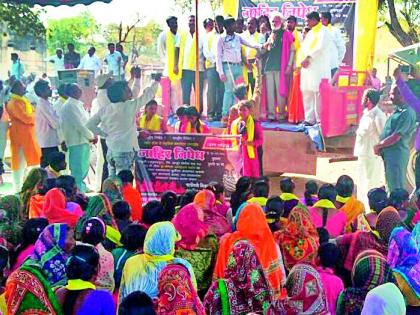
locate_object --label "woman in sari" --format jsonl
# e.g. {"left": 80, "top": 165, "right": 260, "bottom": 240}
{"left": 75, "top": 194, "right": 118, "bottom": 241}
{"left": 173, "top": 198, "right": 219, "bottom": 296}
{"left": 55, "top": 244, "right": 115, "bottom": 315}
{"left": 275, "top": 205, "right": 319, "bottom": 270}
{"left": 361, "top": 283, "right": 406, "bottom": 315}
{"left": 5, "top": 223, "right": 75, "bottom": 314}
{"left": 336, "top": 250, "right": 395, "bottom": 315}
{"left": 284, "top": 264, "right": 329, "bottom": 315}
{"left": 213, "top": 203, "right": 284, "bottom": 303}
{"left": 20, "top": 168, "right": 48, "bottom": 220}
{"left": 102, "top": 177, "right": 123, "bottom": 205}
{"left": 119, "top": 221, "right": 196, "bottom": 301}
{"left": 157, "top": 264, "right": 206, "bottom": 315}
{"left": 193, "top": 189, "right": 231, "bottom": 238}
{"left": 0, "top": 195, "right": 23, "bottom": 246}
{"left": 387, "top": 227, "right": 420, "bottom": 312}
{"left": 43, "top": 188, "right": 83, "bottom": 228}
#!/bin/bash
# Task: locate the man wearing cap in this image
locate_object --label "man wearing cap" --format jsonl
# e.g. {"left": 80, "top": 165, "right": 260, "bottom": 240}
{"left": 354, "top": 89, "right": 387, "bottom": 208}
{"left": 203, "top": 15, "right": 225, "bottom": 121}
{"left": 300, "top": 11, "right": 332, "bottom": 125}
{"left": 157, "top": 16, "right": 183, "bottom": 112}
{"left": 216, "top": 16, "right": 262, "bottom": 123}
{"left": 79, "top": 47, "right": 102, "bottom": 77}
{"left": 264, "top": 12, "right": 295, "bottom": 121}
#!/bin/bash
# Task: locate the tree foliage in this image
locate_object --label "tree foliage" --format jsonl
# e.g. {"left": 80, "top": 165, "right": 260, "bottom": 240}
{"left": 46, "top": 12, "right": 99, "bottom": 54}
{"left": 379, "top": 0, "right": 419, "bottom": 46}
{"left": 174, "top": 0, "right": 222, "bottom": 14}
{"left": 0, "top": 2, "right": 45, "bottom": 39}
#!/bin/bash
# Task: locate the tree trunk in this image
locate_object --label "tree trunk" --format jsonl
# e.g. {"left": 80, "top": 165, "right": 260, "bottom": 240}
{"left": 386, "top": 0, "right": 414, "bottom": 46}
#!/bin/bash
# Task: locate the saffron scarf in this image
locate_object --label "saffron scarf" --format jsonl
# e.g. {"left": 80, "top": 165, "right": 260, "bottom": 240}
{"left": 214, "top": 203, "right": 283, "bottom": 299}
{"left": 231, "top": 115, "right": 256, "bottom": 159}
{"left": 387, "top": 227, "right": 420, "bottom": 299}
{"left": 138, "top": 113, "right": 161, "bottom": 132}
{"left": 166, "top": 30, "right": 185, "bottom": 82}
{"left": 338, "top": 195, "right": 365, "bottom": 232}
{"left": 10, "top": 93, "right": 33, "bottom": 115}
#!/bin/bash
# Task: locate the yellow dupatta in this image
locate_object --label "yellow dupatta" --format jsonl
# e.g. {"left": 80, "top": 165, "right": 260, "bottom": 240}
{"left": 138, "top": 114, "right": 161, "bottom": 132}
{"left": 313, "top": 199, "right": 336, "bottom": 209}
{"left": 308, "top": 22, "right": 323, "bottom": 51}
{"left": 280, "top": 193, "right": 300, "bottom": 201}
{"left": 166, "top": 31, "right": 185, "bottom": 82}
{"left": 10, "top": 93, "right": 33, "bottom": 115}
{"left": 231, "top": 115, "right": 256, "bottom": 159}
{"left": 66, "top": 279, "right": 96, "bottom": 291}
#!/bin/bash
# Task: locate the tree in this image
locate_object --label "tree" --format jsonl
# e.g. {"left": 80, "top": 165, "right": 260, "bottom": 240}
{"left": 379, "top": 0, "right": 419, "bottom": 46}
{"left": 103, "top": 15, "right": 142, "bottom": 44}
{"left": 174, "top": 0, "right": 222, "bottom": 14}
{"left": 46, "top": 12, "right": 100, "bottom": 54}
{"left": 0, "top": 2, "right": 45, "bottom": 39}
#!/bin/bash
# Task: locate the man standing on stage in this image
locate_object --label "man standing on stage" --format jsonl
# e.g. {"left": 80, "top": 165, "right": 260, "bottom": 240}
{"left": 321, "top": 11, "right": 346, "bottom": 76}
{"left": 105, "top": 43, "right": 124, "bottom": 80}
{"left": 157, "top": 16, "right": 182, "bottom": 112}
{"left": 374, "top": 86, "right": 416, "bottom": 191}
{"left": 204, "top": 15, "right": 225, "bottom": 121}
{"left": 64, "top": 43, "right": 81, "bottom": 69}
{"left": 216, "top": 16, "right": 261, "bottom": 124}
{"left": 300, "top": 11, "right": 332, "bottom": 125}
{"left": 242, "top": 17, "right": 261, "bottom": 94}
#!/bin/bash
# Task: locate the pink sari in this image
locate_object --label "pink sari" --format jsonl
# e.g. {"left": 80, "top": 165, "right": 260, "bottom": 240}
{"left": 12, "top": 245, "right": 34, "bottom": 272}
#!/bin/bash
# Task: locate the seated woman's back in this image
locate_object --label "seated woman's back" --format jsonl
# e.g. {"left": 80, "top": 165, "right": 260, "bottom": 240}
{"left": 309, "top": 206, "right": 347, "bottom": 238}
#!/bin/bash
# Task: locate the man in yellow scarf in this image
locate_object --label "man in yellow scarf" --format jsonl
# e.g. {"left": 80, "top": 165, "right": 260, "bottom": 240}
{"left": 300, "top": 11, "right": 332, "bottom": 125}
{"left": 6, "top": 80, "right": 41, "bottom": 192}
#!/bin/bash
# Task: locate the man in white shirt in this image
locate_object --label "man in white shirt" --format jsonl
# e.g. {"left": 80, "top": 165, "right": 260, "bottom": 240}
{"left": 321, "top": 11, "right": 346, "bottom": 77}
{"left": 175, "top": 15, "right": 205, "bottom": 107}
{"left": 86, "top": 74, "right": 161, "bottom": 177}
{"left": 34, "top": 79, "right": 61, "bottom": 168}
{"left": 60, "top": 84, "right": 95, "bottom": 192}
{"left": 105, "top": 43, "right": 123, "bottom": 80}
{"left": 300, "top": 11, "right": 332, "bottom": 125}
{"left": 354, "top": 89, "right": 387, "bottom": 209}
{"left": 45, "top": 49, "right": 65, "bottom": 77}
{"left": 79, "top": 47, "right": 102, "bottom": 76}
{"left": 203, "top": 15, "right": 225, "bottom": 121}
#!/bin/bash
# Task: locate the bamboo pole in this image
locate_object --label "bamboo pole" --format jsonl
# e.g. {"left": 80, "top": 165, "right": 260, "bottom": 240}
{"left": 194, "top": 0, "right": 200, "bottom": 112}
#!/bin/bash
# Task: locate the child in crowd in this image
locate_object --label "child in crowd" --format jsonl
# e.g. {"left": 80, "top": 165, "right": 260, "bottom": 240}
{"left": 185, "top": 106, "right": 210, "bottom": 134}
{"left": 366, "top": 187, "right": 389, "bottom": 229}
{"left": 112, "top": 201, "right": 132, "bottom": 232}
{"left": 302, "top": 180, "right": 318, "bottom": 206}
{"left": 81, "top": 217, "right": 115, "bottom": 293}
{"left": 112, "top": 224, "right": 147, "bottom": 289}
{"left": 118, "top": 291, "right": 156, "bottom": 315}
{"left": 317, "top": 243, "right": 344, "bottom": 315}
{"left": 248, "top": 179, "right": 269, "bottom": 207}
{"left": 265, "top": 196, "right": 284, "bottom": 232}
{"left": 174, "top": 106, "right": 191, "bottom": 133}
{"left": 206, "top": 182, "right": 230, "bottom": 217}
{"left": 45, "top": 151, "right": 66, "bottom": 179}
{"left": 117, "top": 170, "right": 143, "bottom": 222}
{"left": 279, "top": 177, "right": 300, "bottom": 218}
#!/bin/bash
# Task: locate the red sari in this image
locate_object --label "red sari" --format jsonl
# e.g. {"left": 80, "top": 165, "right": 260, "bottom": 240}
{"left": 288, "top": 70, "right": 305, "bottom": 124}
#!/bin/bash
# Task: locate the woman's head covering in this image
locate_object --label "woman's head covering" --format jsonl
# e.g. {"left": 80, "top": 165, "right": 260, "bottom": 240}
{"left": 102, "top": 177, "right": 122, "bottom": 204}
{"left": 43, "top": 188, "right": 81, "bottom": 228}
{"left": 0, "top": 195, "right": 23, "bottom": 246}
{"left": 277, "top": 205, "right": 319, "bottom": 270}
{"left": 172, "top": 202, "right": 208, "bottom": 250}
{"left": 25, "top": 223, "right": 72, "bottom": 287}
{"left": 376, "top": 207, "right": 402, "bottom": 244}
{"left": 338, "top": 250, "right": 395, "bottom": 315}
{"left": 157, "top": 264, "right": 205, "bottom": 315}
{"left": 75, "top": 194, "right": 116, "bottom": 239}
{"left": 387, "top": 226, "right": 420, "bottom": 298}
{"left": 20, "top": 168, "right": 47, "bottom": 218}
{"left": 214, "top": 203, "right": 283, "bottom": 299}
{"left": 285, "top": 264, "right": 329, "bottom": 315}
{"left": 194, "top": 189, "right": 216, "bottom": 210}
{"left": 361, "top": 283, "right": 406, "bottom": 315}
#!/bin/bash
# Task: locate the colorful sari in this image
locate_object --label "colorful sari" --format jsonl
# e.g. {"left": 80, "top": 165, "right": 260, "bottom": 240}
{"left": 376, "top": 206, "right": 402, "bottom": 244}
{"left": 43, "top": 188, "right": 82, "bottom": 228}
{"left": 0, "top": 195, "right": 23, "bottom": 246}
{"left": 204, "top": 240, "right": 277, "bottom": 315}
{"left": 214, "top": 203, "right": 283, "bottom": 299}
{"left": 92, "top": 243, "right": 115, "bottom": 293}
{"left": 275, "top": 205, "right": 319, "bottom": 270}
{"left": 158, "top": 264, "right": 205, "bottom": 315}
{"left": 287, "top": 70, "right": 304, "bottom": 124}
{"left": 75, "top": 194, "right": 117, "bottom": 239}
{"left": 338, "top": 195, "right": 365, "bottom": 233}
{"left": 387, "top": 227, "right": 420, "bottom": 306}
{"left": 336, "top": 250, "right": 395, "bottom": 315}
{"left": 5, "top": 223, "right": 71, "bottom": 314}
{"left": 284, "top": 264, "right": 329, "bottom": 315}
{"left": 119, "top": 222, "right": 196, "bottom": 300}
{"left": 194, "top": 190, "right": 231, "bottom": 238}
{"left": 102, "top": 177, "right": 122, "bottom": 205}
{"left": 361, "top": 283, "right": 406, "bottom": 315}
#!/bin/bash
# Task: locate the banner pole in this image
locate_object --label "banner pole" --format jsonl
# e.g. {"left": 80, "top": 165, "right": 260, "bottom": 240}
{"left": 195, "top": 0, "right": 201, "bottom": 113}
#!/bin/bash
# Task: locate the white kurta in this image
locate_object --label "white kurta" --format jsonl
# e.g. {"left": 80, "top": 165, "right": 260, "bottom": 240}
{"left": 300, "top": 24, "right": 332, "bottom": 92}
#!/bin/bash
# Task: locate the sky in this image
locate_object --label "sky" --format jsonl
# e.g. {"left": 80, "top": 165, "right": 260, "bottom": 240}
{"left": 40, "top": 0, "right": 217, "bottom": 28}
